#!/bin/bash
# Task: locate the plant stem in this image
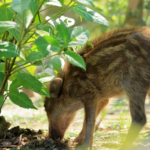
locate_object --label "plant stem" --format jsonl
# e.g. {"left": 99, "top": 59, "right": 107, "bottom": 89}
{"left": 11, "top": 0, "right": 72, "bottom": 73}
{"left": 0, "top": 57, "right": 16, "bottom": 94}
{"left": 0, "top": 0, "right": 47, "bottom": 114}
{"left": 42, "top": 0, "right": 73, "bottom": 25}
{"left": 4, "top": 0, "right": 7, "bottom": 21}
{"left": 11, "top": 53, "right": 60, "bottom": 75}
{"left": 0, "top": 94, "right": 8, "bottom": 114}
{"left": 28, "top": 0, "right": 45, "bottom": 28}
{"left": 23, "top": 0, "right": 73, "bottom": 44}
{"left": 39, "top": 6, "right": 53, "bottom": 12}
{"left": 41, "top": 53, "right": 60, "bottom": 61}
{"left": 22, "top": 32, "right": 35, "bottom": 45}
{"left": 38, "top": 12, "right": 41, "bottom": 23}
{"left": 20, "top": 0, "right": 45, "bottom": 45}
{"left": 0, "top": 76, "right": 8, "bottom": 95}
{"left": 11, "top": 64, "right": 32, "bottom": 75}
{"left": 11, "top": 62, "right": 27, "bottom": 72}
{"left": 9, "top": 58, "right": 16, "bottom": 72}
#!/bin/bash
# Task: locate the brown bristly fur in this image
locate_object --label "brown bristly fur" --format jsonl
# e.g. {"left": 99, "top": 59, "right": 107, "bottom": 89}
{"left": 78, "top": 26, "right": 146, "bottom": 56}
{"left": 44, "top": 26, "right": 150, "bottom": 150}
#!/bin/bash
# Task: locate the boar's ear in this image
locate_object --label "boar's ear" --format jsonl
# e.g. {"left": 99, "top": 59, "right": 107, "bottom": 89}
{"left": 50, "top": 78, "right": 63, "bottom": 98}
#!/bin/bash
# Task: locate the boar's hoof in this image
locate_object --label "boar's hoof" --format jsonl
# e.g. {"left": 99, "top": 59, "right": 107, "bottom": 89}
{"left": 73, "top": 134, "right": 85, "bottom": 144}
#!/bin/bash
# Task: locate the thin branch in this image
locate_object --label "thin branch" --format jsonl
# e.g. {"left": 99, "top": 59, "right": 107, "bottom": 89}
{"left": 0, "top": 94, "right": 8, "bottom": 114}
{"left": 39, "top": 6, "right": 53, "bottom": 12}
{"left": 23, "top": 0, "right": 74, "bottom": 45}
{"left": 28, "top": 0, "right": 45, "bottom": 28}
{"left": 11, "top": 64, "right": 32, "bottom": 75}
{"left": 11, "top": 53, "right": 60, "bottom": 74}
{"left": 0, "top": 76, "right": 9, "bottom": 95}
{"left": 38, "top": 12, "right": 41, "bottom": 23}
{"left": 22, "top": 32, "right": 35, "bottom": 45}
{"left": 42, "top": 0, "right": 73, "bottom": 25}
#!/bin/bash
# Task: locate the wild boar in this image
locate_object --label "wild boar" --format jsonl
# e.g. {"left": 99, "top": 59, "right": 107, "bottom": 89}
{"left": 44, "top": 26, "right": 150, "bottom": 150}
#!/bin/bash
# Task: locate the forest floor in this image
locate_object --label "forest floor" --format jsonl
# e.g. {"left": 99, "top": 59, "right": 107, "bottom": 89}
{"left": 1, "top": 94, "right": 150, "bottom": 150}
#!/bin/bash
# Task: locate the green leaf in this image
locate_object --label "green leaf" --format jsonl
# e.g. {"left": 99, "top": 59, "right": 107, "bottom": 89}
{"left": 8, "top": 29, "right": 20, "bottom": 41}
{"left": 0, "top": 41, "right": 20, "bottom": 58}
{"left": 45, "top": 0, "right": 62, "bottom": 7}
{"left": 36, "top": 24, "right": 54, "bottom": 36}
{"left": 51, "top": 56, "right": 62, "bottom": 71}
{"left": 69, "top": 26, "right": 89, "bottom": 41}
{"left": 71, "top": 5, "right": 109, "bottom": 26}
{"left": 36, "top": 24, "right": 53, "bottom": 32}
{"left": 34, "top": 13, "right": 43, "bottom": 24}
{"left": 26, "top": 65, "right": 37, "bottom": 75}
{"left": 68, "top": 26, "right": 89, "bottom": 46}
{"left": 0, "top": 7, "right": 13, "bottom": 21}
{"left": 32, "top": 36, "right": 61, "bottom": 56}
{"left": 9, "top": 90, "right": 37, "bottom": 109}
{"left": 9, "top": 79, "right": 21, "bottom": 91}
{"left": 16, "top": 73, "right": 50, "bottom": 97}
{"left": 63, "top": 51, "right": 86, "bottom": 70}
{"left": 9, "top": 70, "right": 24, "bottom": 81}
{"left": 46, "top": 18, "right": 57, "bottom": 28}
{"left": 24, "top": 8, "right": 33, "bottom": 28}
{"left": 56, "top": 19, "right": 69, "bottom": 42}
{"left": 36, "top": 30, "right": 49, "bottom": 36}
{"left": 33, "top": 60, "right": 43, "bottom": 66}
{"left": 0, "top": 21, "right": 17, "bottom": 32}
{"left": 86, "top": 41, "right": 94, "bottom": 48}
{"left": 0, "top": 63, "right": 5, "bottom": 73}
{"left": 0, "top": 72, "right": 8, "bottom": 91}
{"left": 10, "top": 0, "right": 31, "bottom": 14}
{"left": 58, "top": 0, "right": 64, "bottom": 4}
{"left": 28, "top": 0, "right": 38, "bottom": 15}
{"left": 0, "top": 95, "right": 4, "bottom": 108}
{"left": 59, "top": 16, "right": 75, "bottom": 27}
{"left": 77, "top": 0, "right": 94, "bottom": 6}
{"left": 35, "top": 72, "right": 54, "bottom": 83}
{"left": 0, "top": 3, "right": 10, "bottom": 9}
{"left": 27, "top": 51, "right": 44, "bottom": 63}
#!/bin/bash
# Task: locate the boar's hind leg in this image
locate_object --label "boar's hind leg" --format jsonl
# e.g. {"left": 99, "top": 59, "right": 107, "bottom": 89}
{"left": 74, "top": 99, "right": 109, "bottom": 144}
{"left": 120, "top": 79, "right": 148, "bottom": 150}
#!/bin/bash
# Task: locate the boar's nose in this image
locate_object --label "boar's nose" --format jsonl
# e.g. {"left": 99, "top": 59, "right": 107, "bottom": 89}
{"left": 51, "top": 128, "right": 63, "bottom": 140}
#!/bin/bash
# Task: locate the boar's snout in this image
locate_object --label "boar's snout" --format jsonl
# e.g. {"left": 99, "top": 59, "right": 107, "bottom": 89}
{"left": 50, "top": 127, "right": 63, "bottom": 140}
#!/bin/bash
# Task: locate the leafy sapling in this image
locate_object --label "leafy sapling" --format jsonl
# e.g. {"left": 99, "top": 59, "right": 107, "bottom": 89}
{"left": 0, "top": 0, "right": 109, "bottom": 114}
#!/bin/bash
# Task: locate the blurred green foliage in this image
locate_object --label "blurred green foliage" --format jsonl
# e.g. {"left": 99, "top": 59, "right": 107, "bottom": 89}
{"left": 84, "top": 0, "right": 128, "bottom": 37}
{"left": 83, "top": 0, "right": 150, "bottom": 38}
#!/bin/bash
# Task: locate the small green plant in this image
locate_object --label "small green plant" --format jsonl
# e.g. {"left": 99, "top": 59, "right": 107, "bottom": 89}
{"left": 66, "top": 130, "right": 79, "bottom": 139}
{"left": 138, "top": 132, "right": 148, "bottom": 140}
{"left": 0, "top": 0, "right": 109, "bottom": 113}
{"left": 116, "top": 115, "right": 131, "bottom": 129}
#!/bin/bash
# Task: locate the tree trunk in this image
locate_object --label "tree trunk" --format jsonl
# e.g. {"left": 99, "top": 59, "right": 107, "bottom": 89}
{"left": 124, "top": 0, "right": 145, "bottom": 26}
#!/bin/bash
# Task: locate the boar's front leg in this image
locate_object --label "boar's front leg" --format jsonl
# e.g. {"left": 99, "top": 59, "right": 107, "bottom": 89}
{"left": 75, "top": 96, "right": 98, "bottom": 150}
{"left": 74, "top": 99, "right": 109, "bottom": 144}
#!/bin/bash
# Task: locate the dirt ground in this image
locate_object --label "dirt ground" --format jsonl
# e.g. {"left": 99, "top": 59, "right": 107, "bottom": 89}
{"left": 1, "top": 94, "right": 150, "bottom": 149}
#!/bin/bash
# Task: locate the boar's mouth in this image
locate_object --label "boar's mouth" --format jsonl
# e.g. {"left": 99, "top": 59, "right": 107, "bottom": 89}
{"left": 51, "top": 128, "right": 63, "bottom": 140}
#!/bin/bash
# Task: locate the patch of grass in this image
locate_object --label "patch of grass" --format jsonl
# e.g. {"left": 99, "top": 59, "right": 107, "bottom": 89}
{"left": 138, "top": 132, "right": 149, "bottom": 140}
{"left": 116, "top": 115, "right": 131, "bottom": 129}
{"left": 66, "top": 130, "right": 80, "bottom": 139}
{"left": 93, "top": 130, "right": 125, "bottom": 150}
